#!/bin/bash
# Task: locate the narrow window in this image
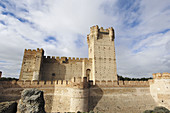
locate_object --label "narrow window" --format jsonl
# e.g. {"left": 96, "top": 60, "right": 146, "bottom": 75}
{"left": 52, "top": 73, "right": 55, "bottom": 76}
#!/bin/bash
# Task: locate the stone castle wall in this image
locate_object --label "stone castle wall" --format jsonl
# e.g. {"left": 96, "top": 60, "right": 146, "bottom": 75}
{"left": 150, "top": 73, "right": 170, "bottom": 109}
{"left": 0, "top": 77, "right": 89, "bottom": 112}
{"left": 41, "top": 56, "right": 92, "bottom": 81}
{"left": 1, "top": 76, "right": 169, "bottom": 112}
{"left": 19, "top": 48, "right": 44, "bottom": 80}
{"left": 89, "top": 87, "right": 157, "bottom": 113}
{"left": 20, "top": 49, "right": 93, "bottom": 81}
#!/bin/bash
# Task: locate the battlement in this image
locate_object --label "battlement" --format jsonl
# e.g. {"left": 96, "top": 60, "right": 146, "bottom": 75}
{"left": 87, "top": 25, "right": 115, "bottom": 44}
{"left": 70, "top": 77, "right": 89, "bottom": 88}
{"left": 25, "top": 48, "right": 44, "bottom": 53}
{"left": 0, "top": 77, "right": 90, "bottom": 89}
{"left": 43, "top": 56, "right": 92, "bottom": 64}
{"left": 94, "top": 80, "right": 149, "bottom": 87}
{"left": 0, "top": 79, "right": 149, "bottom": 88}
{"left": 0, "top": 80, "right": 70, "bottom": 88}
{"left": 152, "top": 72, "right": 170, "bottom": 79}
{"left": 90, "top": 25, "right": 114, "bottom": 35}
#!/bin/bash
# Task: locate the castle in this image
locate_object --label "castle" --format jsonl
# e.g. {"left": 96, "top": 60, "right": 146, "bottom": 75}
{"left": 19, "top": 25, "right": 117, "bottom": 83}
{"left": 0, "top": 26, "right": 170, "bottom": 113}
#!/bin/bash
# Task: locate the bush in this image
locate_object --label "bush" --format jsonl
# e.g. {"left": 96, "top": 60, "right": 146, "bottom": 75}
{"left": 0, "top": 77, "right": 19, "bottom": 81}
{"left": 117, "top": 75, "right": 152, "bottom": 81}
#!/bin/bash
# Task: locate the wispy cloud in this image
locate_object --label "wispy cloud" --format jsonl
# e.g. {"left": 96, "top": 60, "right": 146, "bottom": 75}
{"left": 0, "top": 0, "right": 169, "bottom": 78}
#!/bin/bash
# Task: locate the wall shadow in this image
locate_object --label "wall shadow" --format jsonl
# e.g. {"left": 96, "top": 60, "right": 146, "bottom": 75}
{"left": 88, "top": 83, "right": 103, "bottom": 111}
{"left": 41, "top": 57, "right": 66, "bottom": 81}
{"left": 41, "top": 80, "right": 55, "bottom": 113}
{"left": 0, "top": 80, "right": 22, "bottom": 102}
{"left": 0, "top": 80, "right": 55, "bottom": 113}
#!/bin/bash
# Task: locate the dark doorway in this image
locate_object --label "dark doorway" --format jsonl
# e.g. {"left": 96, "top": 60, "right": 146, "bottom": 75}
{"left": 86, "top": 69, "right": 91, "bottom": 80}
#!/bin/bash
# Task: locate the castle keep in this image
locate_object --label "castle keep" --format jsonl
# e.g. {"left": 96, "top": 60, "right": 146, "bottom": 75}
{"left": 19, "top": 25, "right": 117, "bottom": 83}
{"left": 0, "top": 26, "right": 170, "bottom": 113}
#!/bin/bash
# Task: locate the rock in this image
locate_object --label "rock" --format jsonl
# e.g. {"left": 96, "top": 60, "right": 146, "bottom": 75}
{"left": 154, "top": 106, "right": 170, "bottom": 113}
{"left": 143, "top": 110, "right": 154, "bottom": 113}
{"left": 0, "top": 101, "right": 17, "bottom": 113}
{"left": 143, "top": 106, "right": 170, "bottom": 113}
{"left": 17, "top": 88, "right": 45, "bottom": 113}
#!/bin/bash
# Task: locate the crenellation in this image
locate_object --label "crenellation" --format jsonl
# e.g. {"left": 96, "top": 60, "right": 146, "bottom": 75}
{"left": 68, "top": 57, "right": 72, "bottom": 61}
{"left": 46, "top": 81, "right": 53, "bottom": 85}
{"left": 162, "top": 72, "right": 170, "bottom": 78}
{"left": 93, "top": 80, "right": 150, "bottom": 87}
{"left": 70, "top": 77, "right": 89, "bottom": 88}
{"left": 76, "top": 58, "right": 79, "bottom": 61}
{"left": 62, "top": 80, "right": 67, "bottom": 86}
{"left": 0, "top": 79, "right": 138, "bottom": 88}
{"left": 37, "top": 48, "right": 40, "bottom": 51}
{"left": 72, "top": 57, "right": 76, "bottom": 61}
{"left": 90, "top": 25, "right": 99, "bottom": 33}
{"left": 58, "top": 80, "right": 62, "bottom": 85}
{"left": 28, "top": 49, "right": 32, "bottom": 51}
{"left": 152, "top": 72, "right": 170, "bottom": 79}
{"left": 43, "top": 56, "right": 90, "bottom": 63}
{"left": 118, "top": 81, "right": 124, "bottom": 86}
{"left": 24, "top": 48, "right": 44, "bottom": 53}
{"left": 47, "top": 56, "right": 51, "bottom": 59}
{"left": 31, "top": 80, "right": 39, "bottom": 85}
{"left": 52, "top": 56, "right": 55, "bottom": 59}
{"left": 39, "top": 81, "right": 45, "bottom": 85}
{"left": 60, "top": 57, "right": 67, "bottom": 63}
{"left": 156, "top": 73, "right": 162, "bottom": 78}
{"left": 24, "top": 80, "right": 31, "bottom": 86}
{"left": 56, "top": 56, "right": 60, "bottom": 60}
{"left": 106, "top": 80, "right": 113, "bottom": 87}
{"left": 99, "top": 27, "right": 109, "bottom": 33}
{"left": 11, "top": 80, "right": 17, "bottom": 85}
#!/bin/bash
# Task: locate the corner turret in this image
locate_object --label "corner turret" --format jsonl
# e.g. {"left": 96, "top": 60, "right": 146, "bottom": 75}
{"left": 19, "top": 48, "right": 44, "bottom": 81}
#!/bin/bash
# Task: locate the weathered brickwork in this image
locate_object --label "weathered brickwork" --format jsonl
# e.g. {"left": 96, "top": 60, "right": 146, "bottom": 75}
{"left": 1, "top": 73, "right": 170, "bottom": 112}
{"left": 41, "top": 57, "right": 92, "bottom": 81}
{"left": 150, "top": 73, "right": 170, "bottom": 109}
{"left": 19, "top": 48, "right": 44, "bottom": 80}
{"left": 87, "top": 26, "right": 117, "bottom": 82}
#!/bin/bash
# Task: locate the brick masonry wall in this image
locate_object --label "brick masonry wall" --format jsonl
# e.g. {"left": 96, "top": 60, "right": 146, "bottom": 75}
{"left": 0, "top": 79, "right": 160, "bottom": 113}
{"left": 89, "top": 87, "right": 157, "bottom": 113}
{"left": 150, "top": 73, "right": 170, "bottom": 109}
{"left": 41, "top": 57, "right": 92, "bottom": 81}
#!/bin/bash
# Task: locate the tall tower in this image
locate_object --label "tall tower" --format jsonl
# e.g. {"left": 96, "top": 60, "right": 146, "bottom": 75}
{"left": 19, "top": 48, "right": 44, "bottom": 80}
{"left": 87, "top": 25, "right": 117, "bottom": 82}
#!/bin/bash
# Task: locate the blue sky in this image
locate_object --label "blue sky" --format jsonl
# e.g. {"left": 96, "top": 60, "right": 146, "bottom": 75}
{"left": 0, "top": 0, "right": 170, "bottom": 78}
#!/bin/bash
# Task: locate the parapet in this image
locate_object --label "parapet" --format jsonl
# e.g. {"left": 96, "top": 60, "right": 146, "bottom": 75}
{"left": 43, "top": 56, "right": 92, "bottom": 64}
{"left": 0, "top": 80, "right": 70, "bottom": 88}
{"left": 94, "top": 80, "right": 149, "bottom": 87}
{"left": 152, "top": 72, "right": 170, "bottom": 79}
{"left": 88, "top": 25, "right": 115, "bottom": 41}
{"left": 70, "top": 77, "right": 89, "bottom": 89}
{"left": 90, "top": 25, "right": 114, "bottom": 34}
{"left": 0, "top": 77, "right": 91, "bottom": 89}
{"left": 24, "top": 48, "right": 44, "bottom": 56}
{"left": 25, "top": 48, "right": 44, "bottom": 52}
